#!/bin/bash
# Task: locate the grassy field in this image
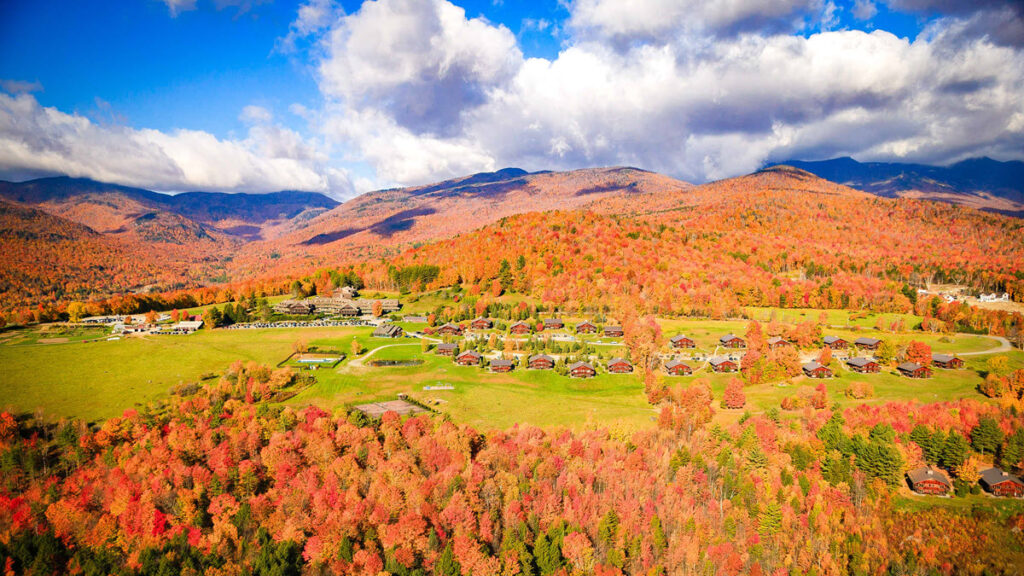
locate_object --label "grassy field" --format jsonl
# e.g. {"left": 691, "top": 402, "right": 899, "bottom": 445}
{"left": 1, "top": 306, "right": 1012, "bottom": 430}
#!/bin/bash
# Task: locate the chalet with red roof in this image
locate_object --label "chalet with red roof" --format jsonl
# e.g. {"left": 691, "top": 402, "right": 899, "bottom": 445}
{"left": 664, "top": 360, "right": 692, "bottom": 376}
{"left": 528, "top": 354, "right": 554, "bottom": 370}
{"left": 720, "top": 334, "right": 745, "bottom": 348}
{"left": 606, "top": 358, "right": 633, "bottom": 373}
{"left": 846, "top": 357, "right": 880, "bottom": 373}
{"left": 470, "top": 317, "right": 493, "bottom": 330}
{"left": 980, "top": 467, "right": 1024, "bottom": 498}
{"left": 455, "top": 350, "right": 482, "bottom": 366}
{"left": 568, "top": 361, "right": 596, "bottom": 378}
{"left": 670, "top": 335, "right": 695, "bottom": 349}
{"left": 898, "top": 362, "right": 932, "bottom": 378}
{"left": 932, "top": 354, "right": 964, "bottom": 369}
{"left": 823, "top": 336, "right": 847, "bottom": 350}
{"left": 907, "top": 466, "right": 951, "bottom": 495}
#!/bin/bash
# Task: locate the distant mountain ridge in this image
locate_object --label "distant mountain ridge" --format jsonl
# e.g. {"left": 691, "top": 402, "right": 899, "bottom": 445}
{"left": 769, "top": 156, "right": 1024, "bottom": 215}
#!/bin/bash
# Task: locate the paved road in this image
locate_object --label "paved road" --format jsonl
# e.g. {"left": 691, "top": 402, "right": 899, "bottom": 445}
{"left": 958, "top": 335, "right": 1013, "bottom": 356}
{"left": 344, "top": 343, "right": 421, "bottom": 369}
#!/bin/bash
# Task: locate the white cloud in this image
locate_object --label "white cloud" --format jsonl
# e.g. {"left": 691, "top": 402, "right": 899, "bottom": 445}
{"left": 277, "top": 0, "right": 344, "bottom": 53}
{"left": 852, "top": 0, "right": 878, "bottom": 21}
{"left": 162, "top": 0, "right": 197, "bottom": 17}
{"left": 239, "top": 104, "right": 273, "bottom": 124}
{"left": 0, "top": 92, "right": 354, "bottom": 198}
{"left": 305, "top": 0, "right": 1024, "bottom": 187}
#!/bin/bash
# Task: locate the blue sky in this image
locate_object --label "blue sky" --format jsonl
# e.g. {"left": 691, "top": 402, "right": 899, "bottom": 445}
{"left": 0, "top": 0, "right": 1022, "bottom": 196}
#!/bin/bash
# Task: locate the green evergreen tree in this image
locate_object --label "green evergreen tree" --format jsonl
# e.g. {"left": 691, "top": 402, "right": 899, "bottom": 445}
{"left": 650, "top": 514, "right": 667, "bottom": 554}
{"left": 1000, "top": 428, "right": 1024, "bottom": 472}
{"left": 598, "top": 509, "right": 619, "bottom": 546}
{"left": 941, "top": 432, "right": 970, "bottom": 469}
{"left": 758, "top": 500, "right": 782, "bottom": 536}
{"left": 435, "top": 542, "right": 461, "bottom": 576}
{"left": 971, "top": 417, "right": 1004, "bottom": 456}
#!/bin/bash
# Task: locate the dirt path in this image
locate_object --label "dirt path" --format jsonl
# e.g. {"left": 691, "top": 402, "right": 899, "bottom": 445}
{"left": 344, "top": 343, "right": 421, "bottom": 370}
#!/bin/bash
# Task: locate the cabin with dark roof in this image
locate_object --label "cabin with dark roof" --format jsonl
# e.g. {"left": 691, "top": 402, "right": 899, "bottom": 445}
{"left": 670, "top": 335, "right": 696, "bottom": 349}
{"left": 575, "top": 320, "right": 597, "bottom": 334}
{"left": 528, "top": 354, "right": 554, "bottom": 370}
{"left": 435, "top": 342, "right": 458, "bottom": 356}
{"left": 709, "top": 358, "right": 738, "bottom": 372}
{"left": 455, "top": 350, "right": 482, "bottom": 366}
{"left": 509, "top": 321, "right": 532, "bottom": 335}
{"left": 437, "top": 323, "right": 463, "bottom": 336}
{"left": 543, "top": 318, "right": 564, "bottom": 330}
{"left": 568, "top": 361, "right": 596, "bottom": 378}
{"left": 980, "top": 467, "right": 1024, "bottom": 498}
{"left": 470, "top": 317, "right": 493, "bottom": 330}
{"left": 273, "top": 299, "right": 316, "bottom": 315}
{"left": 664, "top": 360, "right": 693, "bottom": 376}
{"left": 767, "top": 336, "right": 789, "bottom": 350}
{"left": 907, "top": 466, "right": 951, "bottom": 495}
{"left": 932, "top": 354, "right": 965, "bottom": 369}
{"left": 823, "top": 336, "right": 848, "bottom": 350}
{"left": 803, "top": 362, "right": 833, "bottom": 378}
{"left": 604, "top": 325, "right": 624, "bottom": 337}
{"left": 720, "top": 334, "right": 745, "bottom": 348}
{"left": 846, "top": 357, "right": 880, "bottom": 373}
{"left": 490, "top": 358, "right": 514, "bottom": 373}
{"left": 606, "top": 358, "right": 633, "bottom": 373}
{"left": 898, "top": 362, "right": 932, "bottom": 378}
{"left": 372, "top": 324, "right": 404, "bottom": 338}
{"left": 854, "top": 337, "right": 881, "bottom": 350}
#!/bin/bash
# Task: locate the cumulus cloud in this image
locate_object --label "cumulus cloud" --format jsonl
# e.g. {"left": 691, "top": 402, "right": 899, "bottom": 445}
{"left": 0, "top": 92, "right": 354, "bottom": 198}
{"left": 308, "top": 0, "right": 1024, "bottom": 186}
{"left": 277, "top": 0, "right": 344, "bottom": 53}
{"left": 162, "top": 0, "right": 197, "bottom": 17}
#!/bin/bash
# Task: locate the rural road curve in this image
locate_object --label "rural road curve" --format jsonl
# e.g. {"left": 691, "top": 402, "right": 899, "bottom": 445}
{"left": 344, "top": 342, "right": 421, "bottom": 369}
{"left": 957, "top": 335, "right": 1012, "bottom": 356}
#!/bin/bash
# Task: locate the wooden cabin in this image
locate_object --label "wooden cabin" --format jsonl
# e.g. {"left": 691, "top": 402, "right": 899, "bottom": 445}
{"left": 898, "top": 362, "right": 932, "bottom": 378}
{"left": 720, "top": 334, "right": 745, "bottom": 348}
{"left": 802, "top": 362, "right": 833, "bottom": 378}
{"left": 575, "top": 320, "right": 597, "bottom": 334}
{"left": 455, "top": 350, "right": 482, "bottom": 366}
{"left": 509, "top": 321, "right": 532, "bottom": 335}
{"left": 470, "top": 317, "right": 493, "bottom": 330}
{"left": 767, "top": 336, "right": 789, "bottom": 350}
{"left": 568, "top": 361, "right": 596, "bottom": 378}
{"left": 664, "top": 360, "right": 693, "bottom": 376}
{"left": 490, "top": 358, "right": 514, "bottom": 373}
{"left": 543, "top": 318, "right": 564, "bottom": 330}
{"left": 709, "top": 358, "right": 738, "bottom": 372}
{"left": 435, "top": 343, "right": 458, "bottom": 356}
{"left": 823, "top": 336, "right": 848, "bottom": 350}
{"left": 528, "top": 354, "right": 555, "bottom": 370}
{"left": 372, "top": 324, "right": 404, "bottom": 338}
{"left": 606, "top": 358, "right": 633, "bottom": 373}
{"left": 604, "top": 325, "right": 624, "bottom": 338}
{"left": 907, "top": 466, "right": 951, "bottom": 495}
{"left": 846, "top": 357, "right": 880, "bottom": 373}
{"left": 980, "top": 467, "right": 1024, "bottom": 498}
{"left": 854, "top": 337, "right": 881, "bottom": 350}
{"left": 437, "top": 323, "right": 463, "bottom": 336}
{"left": 932, "top": 354, "right": 964, "bottom": 369}
{"left": 670, "top": 335, "right": 696, "bottom": 349}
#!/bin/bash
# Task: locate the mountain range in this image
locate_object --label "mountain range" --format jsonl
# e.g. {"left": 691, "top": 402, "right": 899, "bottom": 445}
{"left": 1, "top": 157, "right": 1021, "bottom": 311}
{"left": 770, "top": 156, "right": 1024, "bottom": 215}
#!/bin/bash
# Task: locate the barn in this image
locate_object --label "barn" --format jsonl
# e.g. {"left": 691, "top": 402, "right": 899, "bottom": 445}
{"left": 709, "top": 358, "right": 738, "bottom": 372}
{"left": 528, "top": 354, "right": 555, "bottom": 370}
{"left": 980, "top": 467, "right": 1024, "bottom": 498}
{"left": 455, "top": 350, "right": 482, "bottom": 366}
{"left": 898, "top": 362, "right": 932, "bottom": 378}
{"left": 846, "top": 357, "right": 880, "bottom": 373}
{"left": 907, "top": 466, "right": 951, "bottom": 495}
{"left": 720, "top": 334, "right": 745, "bottom": 348}
{"left": 509, "top": 321, "right": 532, "bottom": 335}
{"left": 932, "top": 354, "right": 965, "bottom": 369}
{"left": 568, "top": 361, "right": 597, "bottom": 378}
{"left": 575, "top": 320, "right": 598, "bottom": 334}
{"left": 823, "top": 336, "right": 848, "bottom": 350}
{"left": 606, "top": 358, "right": 633, "bottom": 373}
{"left": 802, "top": 362, "right": 833, "bottom": 378}
{"left": 664, "top": 360, "right": 693, "bottom": 376}
{"left": 470, "top": 317, "right": 493, "bottom": 330}
{"left": 435, "top": 343, "right": 458, "bottom": 356}
{"left": 604, "top": 325, "right": 624, "bottom": 337}
{"left": 670, "top": 335, "right": 696, "bottom": 349}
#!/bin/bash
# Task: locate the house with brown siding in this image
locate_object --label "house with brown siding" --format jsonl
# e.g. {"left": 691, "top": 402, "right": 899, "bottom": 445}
{"left": 664, "top": 360, "right": 693, "bottom": 376}
{"left": 435, "top": 343, "right": 458, "bottom": 356}
{"left": 854, "top": 337, "right": 881, "bottom": 350}
{"left": 575, "top": 320, "right": 597, "bottom": 334}
{"left": 907, "top": 466, "right": 951, "bottom": 495}
{"left": 604, "top": 325, "right": 624, "bottom": 337}
{"left": 767, "top": 336, "right": 789, "bottom": 350}
{"left": 437, "top": 323, "right": 463, "bottom": 336}
{"left": 802, "top": 362, "right": 833, "bottom": 378}
{"left": 846, "top": 357, "right": 880, "bottom": 373}
{"left": 932, "top": 354, "right": 965, "bottom": 369}
{"left": 568, "top": 361, "right": 596, "bottom": 378}
{"left": 980, "top": 467, "right": 1024, "bottom": 498}
{"left": 528, "top": 354, "right": 555, "bottom": 370}
{"left": 670, "top": 335, "right": 695, "bottom": 349}
{"left": 823, "top": 336, "right": 847, "bottom": 350}
{"left": 720, "top": 334, "right": 745, "bottom": 348}
{"left": 470, "top": 317, "right": 493, "bottom": 330}
{"left": 606, "top": 358, "right": 633, "bottom": 373}
{"left": 509, "top": 321, "right": 532, "bottom": 335}
{"left": 455, "top": 350, "right": 482, "bottom": 366}
{"left": 898, "top": 362, "right": 932, "bottom": 378}
{"left": 709, "top": 357, "right": 738, "bottom": 372}
{"left": 490, "top": 358, "right": 514, "bottom": 373}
